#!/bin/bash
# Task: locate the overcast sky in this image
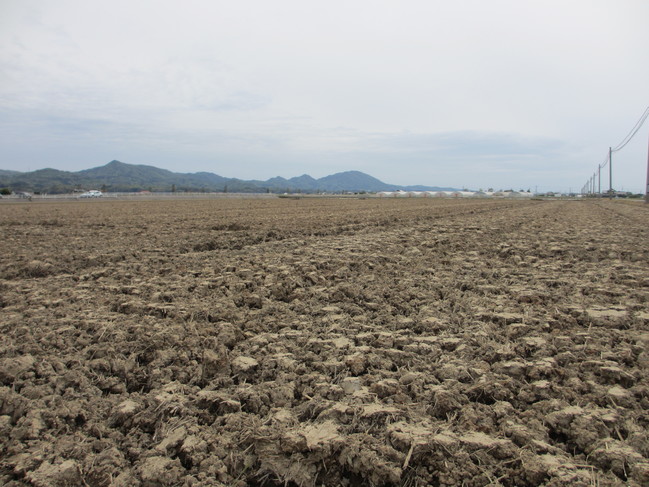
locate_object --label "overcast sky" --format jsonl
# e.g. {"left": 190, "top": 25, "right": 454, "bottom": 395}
{"left": 1, "top": 0, "right": 648, "bottom": 192}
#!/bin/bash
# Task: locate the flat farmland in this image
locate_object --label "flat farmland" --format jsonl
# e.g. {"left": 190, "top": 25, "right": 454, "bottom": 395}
{"left": 1, "top": 197, "right": 648, "bottom": 486}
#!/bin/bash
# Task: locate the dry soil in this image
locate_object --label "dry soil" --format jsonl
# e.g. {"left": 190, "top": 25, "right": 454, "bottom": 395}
{"left": 0, "top": 197, "right": 648, "bottom": 486}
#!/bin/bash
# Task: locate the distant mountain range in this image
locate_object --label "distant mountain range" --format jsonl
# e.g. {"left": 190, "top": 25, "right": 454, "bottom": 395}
{"left": 0, "top": 160, "right": 456, "bottom": 194}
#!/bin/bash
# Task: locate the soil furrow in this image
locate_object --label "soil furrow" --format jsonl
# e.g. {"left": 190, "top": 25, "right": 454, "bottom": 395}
{"left": 1, "top": 198, "right": 647, "bottom": 486}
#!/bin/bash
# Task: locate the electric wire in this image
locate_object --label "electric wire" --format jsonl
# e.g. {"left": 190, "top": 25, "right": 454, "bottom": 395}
{"left": 599, "top": 154, "right": 609, "bottom": 169}
{"left": 583, "top": 104, "right": 649, "bottom": 194}
{"left": 611, "top": 105, "right": 649, "bottom": 152}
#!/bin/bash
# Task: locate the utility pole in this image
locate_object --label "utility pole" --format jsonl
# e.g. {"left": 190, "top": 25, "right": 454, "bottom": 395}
{"left": 645, "top": 133, "right": 649, "bottom": 203}
{"left": 593, "top": 173, "right": 597, "bottom": 195}
{"left": 598, "top": 165, "right": 601, "bottom": 195}
{"left": 609, "top": 147, "right": 613, "bottom": 199}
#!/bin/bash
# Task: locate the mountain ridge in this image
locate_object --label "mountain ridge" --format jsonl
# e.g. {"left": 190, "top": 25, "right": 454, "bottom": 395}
{"left": 0, "top": 160, "right": 457, "bottom": 194}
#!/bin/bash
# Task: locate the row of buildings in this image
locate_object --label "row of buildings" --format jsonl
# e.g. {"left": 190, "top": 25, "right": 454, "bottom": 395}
{"left": 377, "top": 190, "right": 536, "bottom": 198}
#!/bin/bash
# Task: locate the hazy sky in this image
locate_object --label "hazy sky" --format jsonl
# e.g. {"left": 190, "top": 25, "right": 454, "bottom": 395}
{"left": 1, "top": 0, "right": 648, "bottom": 192}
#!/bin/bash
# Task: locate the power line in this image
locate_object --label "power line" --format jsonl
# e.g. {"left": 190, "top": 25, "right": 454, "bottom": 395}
{"left": 582, "top": 104, "right": 649, "bottom": 197}
{"left": 599, "top": 153, "right": 609, "bottom": 169}
{"left": 611, "top": 105, "right": 649, "bottom": 152}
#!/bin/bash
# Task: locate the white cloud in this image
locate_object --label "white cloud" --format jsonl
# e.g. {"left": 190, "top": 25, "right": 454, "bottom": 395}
{"left": 1, "top": 0, "right": 648, "bottom": 192}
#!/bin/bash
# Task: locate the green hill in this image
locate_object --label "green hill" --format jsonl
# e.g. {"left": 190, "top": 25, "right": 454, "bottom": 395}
{"left": 0, "top": 160, "right": 454, "bottom": 194}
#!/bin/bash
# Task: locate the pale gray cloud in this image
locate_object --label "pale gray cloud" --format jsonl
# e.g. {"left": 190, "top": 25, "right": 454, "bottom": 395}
{"left": 1, "top": 0, "right": 648, "bottom": 192}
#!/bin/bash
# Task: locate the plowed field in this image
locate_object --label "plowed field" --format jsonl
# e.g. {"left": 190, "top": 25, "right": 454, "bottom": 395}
{"left": 1, "top": 197, "right": 648, "bottom": 486}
